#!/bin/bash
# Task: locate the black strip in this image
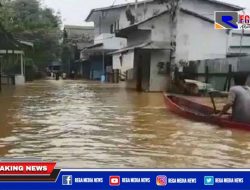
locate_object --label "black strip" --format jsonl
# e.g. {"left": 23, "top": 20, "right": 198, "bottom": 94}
{"left": 0, "top": 169, "right": 61, "bottom": 182}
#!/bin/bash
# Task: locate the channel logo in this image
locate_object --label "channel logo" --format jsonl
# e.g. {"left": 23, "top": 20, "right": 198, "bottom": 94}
{"left": 62, "top": 175, "right": 73, "bottom": 186}
{"left": 215, "top": 11, "right": 238, "bottom": 29}
{"left": 156, "top": 175, "right": 167, "bottom": 186}
{"left": 204, "top": 176, "right": 214, "bottom": 186}
{"left": 109, "top": 176, "right": 120, "bottom": 186}
{"left": 215, "top": 11, "right": 250, "bottom": 30}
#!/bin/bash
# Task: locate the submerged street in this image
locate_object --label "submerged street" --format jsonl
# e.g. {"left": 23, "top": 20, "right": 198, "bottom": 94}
{"left": 0, "top": 80, "right": 250, "bottom": 168}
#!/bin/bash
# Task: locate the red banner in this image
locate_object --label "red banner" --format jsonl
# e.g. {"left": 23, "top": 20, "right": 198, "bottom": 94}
{"left": 0, "top": 162, "right": 56, "bottom": 175}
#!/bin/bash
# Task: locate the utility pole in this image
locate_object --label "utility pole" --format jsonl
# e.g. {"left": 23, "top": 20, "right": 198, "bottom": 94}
{"left": 169, "top": 0, "right": 181, "bottom": 91}
{"left": 238, "top": 10, "right": 245, "bottom": 71}
{"left": 135, "top": 0, "right": 138, "bottom": 23}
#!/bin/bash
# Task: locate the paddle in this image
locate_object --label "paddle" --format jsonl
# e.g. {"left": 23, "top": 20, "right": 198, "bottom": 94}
{"left": 208, "top": 91, "right": 229, "bottom": 114}
{"left": 209, "top": 92, "right": 217, "bottom": 113}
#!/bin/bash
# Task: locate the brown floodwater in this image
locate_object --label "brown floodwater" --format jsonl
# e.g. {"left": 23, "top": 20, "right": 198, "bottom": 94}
{"left": 0, "top": 80, "right": 250, "bottom": 168}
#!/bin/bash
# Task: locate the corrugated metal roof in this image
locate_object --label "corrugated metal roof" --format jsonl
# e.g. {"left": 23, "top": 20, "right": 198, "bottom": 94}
{"left": 109, "top": 41, "right": 172, "bottom": 55}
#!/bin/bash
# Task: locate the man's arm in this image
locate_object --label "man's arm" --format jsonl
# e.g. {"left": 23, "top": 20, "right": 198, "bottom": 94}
{"left": 218, "top": 89, "right": 236, "bottom": 117}
{"left": 218, "top": 103, "right": 232, "bottom": 117}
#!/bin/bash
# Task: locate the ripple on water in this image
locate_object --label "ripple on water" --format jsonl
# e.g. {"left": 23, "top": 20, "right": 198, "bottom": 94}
{"left": 1, "top": 80, "right": 250, "bottom": 168}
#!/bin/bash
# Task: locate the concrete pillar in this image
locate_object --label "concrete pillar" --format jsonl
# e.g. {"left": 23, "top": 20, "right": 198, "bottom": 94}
{"left": 135, "top": 0, "right": 138, "bottom": 22}
{"left": 21, "top": 53, "right": 24, "bottom": 76}
{"left": 102, "top": 50, "right": 105, "bottom": 82}
{"left": 15, "top": 52, "right": 25, "bottom": 85}
{"left": 102, "top": 50, "right": 105, "bottom": 75}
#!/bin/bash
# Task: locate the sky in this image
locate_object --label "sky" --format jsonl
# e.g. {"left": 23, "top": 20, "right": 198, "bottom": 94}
{"left": 41, "top": 0, "right": 250, "bottom": 26}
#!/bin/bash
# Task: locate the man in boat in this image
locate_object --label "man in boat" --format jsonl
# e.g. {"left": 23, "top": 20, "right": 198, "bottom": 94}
{"left": 218, "top": 73, "right": 250, "bottom": 124}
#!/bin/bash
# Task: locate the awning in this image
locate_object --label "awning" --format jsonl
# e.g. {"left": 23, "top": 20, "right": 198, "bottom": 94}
{"left": 85, "top": 43, "right": 103, "bottom": 50}
{"left": 143, "top": 41, "right": 172, "bottom": 50}
{"left": 109, "top": 41, "right": 173, "bottom": 55}
{"left": 82, "top": 43, "right": 117, "bottom": 56}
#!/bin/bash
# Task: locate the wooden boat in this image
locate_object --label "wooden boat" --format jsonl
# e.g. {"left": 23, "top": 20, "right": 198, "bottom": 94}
{"left": 163, "top": 94, "right": 250, "bottom": 131}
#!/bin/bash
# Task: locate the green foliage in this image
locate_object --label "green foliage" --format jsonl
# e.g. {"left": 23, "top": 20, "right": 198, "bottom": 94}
{"left": 0, "top": 0, "right": 62, "bottom": 70}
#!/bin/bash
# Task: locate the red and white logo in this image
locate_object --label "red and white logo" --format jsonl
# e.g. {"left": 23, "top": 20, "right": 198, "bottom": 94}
{"left": 109, "top": 176, "right": 120, "bottom": 186}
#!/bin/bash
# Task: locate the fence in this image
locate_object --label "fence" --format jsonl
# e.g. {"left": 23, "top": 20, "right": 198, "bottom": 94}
{"left": 1, "top": 75, "right": 15, "bottom": 85}
{"left": 180, "top": 56, "right": 250, "bottom": 91}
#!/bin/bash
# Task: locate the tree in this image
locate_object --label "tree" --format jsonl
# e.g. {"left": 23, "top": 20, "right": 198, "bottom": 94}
{"left": 0, "top": 0, "right": 62, "bottom": 70}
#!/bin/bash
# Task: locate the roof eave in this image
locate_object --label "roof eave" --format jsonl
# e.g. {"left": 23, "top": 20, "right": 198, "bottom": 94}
{"left": 207, "top": 0, "right": 244, "bottom": 11}
{"left": 180, "top": 8, "right": 214, "bottom": 24}
{"left": 116, "top": 25, "right": 139, "bottom": 38}
{"left": 85, "top": 9, "right": 95, "bottom": 22}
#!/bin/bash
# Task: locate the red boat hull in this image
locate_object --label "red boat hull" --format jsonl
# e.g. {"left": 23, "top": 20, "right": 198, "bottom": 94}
{"left": 163, "top": 94, "right": 250, "bottom": 131}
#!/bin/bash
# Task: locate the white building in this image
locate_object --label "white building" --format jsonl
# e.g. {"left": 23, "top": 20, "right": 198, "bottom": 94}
{"left": 116, "top": 0, "right": 243, "bottom": 91}
{"left": 85, "top": 0, "right": 245, "bottom": 91}
{"left": 83, "top": 5, "right": 128, "bottom": 80}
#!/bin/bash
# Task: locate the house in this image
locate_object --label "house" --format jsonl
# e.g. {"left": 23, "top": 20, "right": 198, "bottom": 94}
{"left": 110, "top": 0, "right": 244, "bottom": 91}
{"left": 111, "top": 11, "right": 173, "bottom": 91}
{"left": 63, "top": 25, "right": 94, "bottom": 77}
{"left": 85, "top": 0, "right": 246, "bottom": 91}
{"left": 84, "top": 1, "right": 170, "bottom": 81}
{"left": 0, "top": 24, "right": 33, "bottom": 86}
{"left": 84, "top": 0, "right": 171, "bottom": 82}
{"left": 83, "top": 4, "right": 131, "bottom": 81}
{"left": 80, "top": 33, "right": 126, "bottom": 80}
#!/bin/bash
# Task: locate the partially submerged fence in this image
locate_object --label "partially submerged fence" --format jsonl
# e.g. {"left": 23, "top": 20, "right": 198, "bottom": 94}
{"left": 179, "top": 56, "right": 250, "bottom": 91}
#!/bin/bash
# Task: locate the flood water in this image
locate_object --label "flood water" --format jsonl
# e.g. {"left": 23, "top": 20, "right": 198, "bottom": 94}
{"left": 0, "top": 80, "right": 250, "bottom": 168}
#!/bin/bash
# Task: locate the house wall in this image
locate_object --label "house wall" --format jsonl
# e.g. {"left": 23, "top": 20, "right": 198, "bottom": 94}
{"left": 117, "top": 49, "right": 171, "bottom": 92}
{"left": 94, "top": 33, "right": 127, "bottom": 49}
{"left": 139, "top": 13, "right": 172, "bottom": 91}
{"left": 92, "top": 9, "right": 122, "bottom": 37}
{"left": 139, "top": 12, "right": 171, "bottom": 42}
{"left": 118, "top": 0, "right": 237, "bottom": 30}
{"left": 176, "top": 11, "right": 228, "bottom": 62}
{"left": 119, "top": 1, "right": 170, "bottom": 30}
{"left": 149, "top": 50, "right": 171, "bottom": 92}
{"left": 112, "top": 50, "right": 134, "bottom": 73}
{"left": 90, "top": 9, "right": 127, "bottom": 52}
{"left": 126, "top": 30, "right": 151, "bottom": 46}
{"left": 114, "top": 10, "right": 172, "bottom": 92}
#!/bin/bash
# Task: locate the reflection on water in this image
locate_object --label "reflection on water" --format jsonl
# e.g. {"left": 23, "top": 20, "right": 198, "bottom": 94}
{"left": 0, "top": 80, "right": 250, "bottom": 168}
